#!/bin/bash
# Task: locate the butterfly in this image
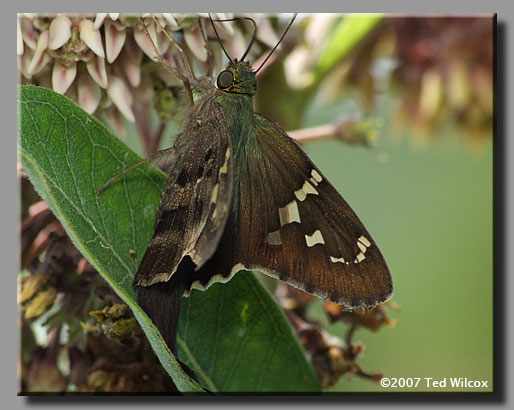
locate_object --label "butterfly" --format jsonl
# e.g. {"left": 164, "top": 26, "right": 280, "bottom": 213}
{"left": 109, "top": 15, "right": 393, "bottom": 351}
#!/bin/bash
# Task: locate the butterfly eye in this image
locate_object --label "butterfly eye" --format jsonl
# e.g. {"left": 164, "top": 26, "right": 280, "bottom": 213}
{"left": 217, "top": 70, "right": 234, "bottom": 89}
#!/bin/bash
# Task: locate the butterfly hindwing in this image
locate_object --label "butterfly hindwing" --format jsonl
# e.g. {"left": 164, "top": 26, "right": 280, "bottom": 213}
{"left": 134, "top": 98, "right": 233, "bottom": 287}
{"left": 189, "top": 113, "right": 392, "bottom": 309}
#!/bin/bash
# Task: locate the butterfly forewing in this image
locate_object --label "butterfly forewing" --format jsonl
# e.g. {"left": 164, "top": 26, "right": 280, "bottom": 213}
{"left": 255, "top": 114, "right": 392, "bottom": 307}
{"left": 134, "top": 98, "right": 234, "bottom": 287}
{"left": 188, "top": 111, "right": 392, "bottom": 309}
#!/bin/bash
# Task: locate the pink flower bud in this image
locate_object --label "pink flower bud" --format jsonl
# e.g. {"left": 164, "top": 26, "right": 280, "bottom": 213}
{"left": 48, "top": 15, "right": 72, "bottom": 50}
{"left": 184, "top": 26, "right": 207, "bottom": 62}
{"left": 77, "top": 72, "right": 102, "bottom": 114}
{"left": 79, "top": 19, "right": 105, "bottom": 58}
{"left": 107, "top": 75, "right": 135, "bottom": 122}
{"left": 105, "top": 20, "right": 126, "bottom": 63}
{"left": 86, "top": 54, "right": 108, "bottom": 89}
{"left": 28, "top": 31, "right": 50, "bottom": 76}
{"left": 52, "top": 60, "right": 77, "bottom": 94}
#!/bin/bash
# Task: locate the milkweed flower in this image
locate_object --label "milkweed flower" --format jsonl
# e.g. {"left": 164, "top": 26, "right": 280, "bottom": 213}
{"left": 17, "top": 13, "right": 272, "bottom": 139}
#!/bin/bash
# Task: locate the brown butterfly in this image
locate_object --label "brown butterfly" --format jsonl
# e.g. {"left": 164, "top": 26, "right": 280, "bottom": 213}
{"left": 106, "top": 15, "right": 392, "bottom": 353}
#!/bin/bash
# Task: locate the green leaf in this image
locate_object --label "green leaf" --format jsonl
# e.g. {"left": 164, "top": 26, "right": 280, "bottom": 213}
{"left": 314, "top": 14, "right": 384, "bottom": 77}
{"left": 18, "top": 85, "right": 320, "bottom": 393}
{"left": 179, "top": 272, "right": 320, "bottom": 392}
{"left": 18, "top": 85, "right": 201, "bottom": 393}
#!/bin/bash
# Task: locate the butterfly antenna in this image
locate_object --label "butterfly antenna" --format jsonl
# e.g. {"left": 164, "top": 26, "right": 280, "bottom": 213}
{"left": 209, "top": 14, "right": 234, "bottom": 65}
{"left": 209, "top": 16, "right": 257, "bottom": 62}
{"left": 238, "top": 18, "right": 257, "bottom": 61}
{"left": 255, "top": 13, "right": 297, "bottom": 74}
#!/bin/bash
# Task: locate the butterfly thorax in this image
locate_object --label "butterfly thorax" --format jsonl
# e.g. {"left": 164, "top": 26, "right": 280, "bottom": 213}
{"left": 214, "top": 61, "right": 257, "bottom": 156}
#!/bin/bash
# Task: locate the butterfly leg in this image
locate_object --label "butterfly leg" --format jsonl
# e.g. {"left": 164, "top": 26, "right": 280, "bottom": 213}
{"left": 96, "top": 146, "right": 177, "bottom": 195}
{"left": 198, "top": 18, "right": 215, "bottom": 78}
{"left": 96, "top": 159, "right": 147, "bottom": 195}
{"left": 150, "top": 16, "right": 197, "bottom": 82}
{"left": 140, "top": 17, "right": 194, "bottom": 107}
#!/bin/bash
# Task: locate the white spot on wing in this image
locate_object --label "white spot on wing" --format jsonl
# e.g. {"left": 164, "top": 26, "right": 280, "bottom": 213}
{"left": 294, "top": 180, "right": 319, "bottom": 201}
{"left": 358, "top": 235, "right": 371, "bottom": 247}
{"left": 219, "top": 148, "right": 230, "bottom": 175}
{"left": 311, "top": 169, "right": 322, "bottom": 183}
{"left": 349, "top": 235, "right": 371, "bottom": 263}
{"left": 354, "top": 252, "right": 365, "bottom": 263}
{"left": 266, "top": 230, "right": 282, "bottom": 245}
{"left": 279, "top": 200, "right": 301, "bottom": 226}
{"left": 305, "top": 230, "right": 325, "bottom": 247}
{"left": 330, "top": 256, "right": 346, "bottom": 264}
{"left": 210, "top": 183, "right": 219, "bottom": 203}
{"left": 309, "top": 169, "right": 321, "bottom": 187}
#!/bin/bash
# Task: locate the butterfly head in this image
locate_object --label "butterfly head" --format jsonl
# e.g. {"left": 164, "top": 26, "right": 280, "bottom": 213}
{"left": 215, "top": 60, "right": 256, "bottom": 96}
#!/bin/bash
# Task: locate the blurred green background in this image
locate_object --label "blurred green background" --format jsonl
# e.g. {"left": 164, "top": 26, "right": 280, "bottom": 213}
{"left": 303, "top": 93, "right": 493, "bottom": 392}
